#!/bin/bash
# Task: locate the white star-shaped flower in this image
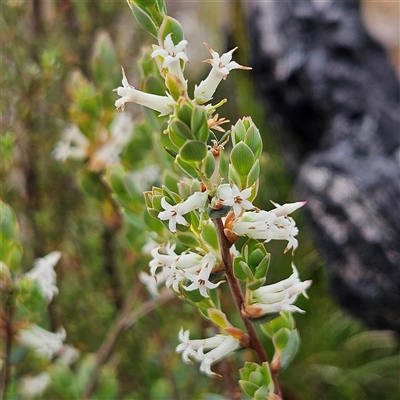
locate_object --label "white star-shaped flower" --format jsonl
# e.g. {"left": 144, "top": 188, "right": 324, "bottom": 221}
{"left": 53, "top": 125, "right": 89, "bottom": 162}
{"left": 217, "top": 183, "right": 254, "bottom": 217}
{"left": 194, "top": 44, "right": 251, "bottom": 104}
{"left": 183, "top": 254, "right": 222, "bottom": 298}
{"left": 158, "top": 198, "right": 189, "bottom": 233}
{"left": 114, "top": 67, "right": 175, "bottom": 115}
{"left": 151, "top": 33, "right": 188, "bottom": 86}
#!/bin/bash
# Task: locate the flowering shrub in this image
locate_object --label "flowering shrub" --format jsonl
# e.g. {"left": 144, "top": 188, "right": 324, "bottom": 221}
{"left": 106, "top": 0, "right": 311, "bottom": 397}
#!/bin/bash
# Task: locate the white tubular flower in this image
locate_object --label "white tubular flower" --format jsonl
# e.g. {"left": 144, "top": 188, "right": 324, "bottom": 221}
{"left": 114, "top": 67, "right": 175, "bottom": 115}
{"left": 129, "top": 165, "right": 160, "bottom": 193}
{"left": 139, "top": 270, "right": 167, "bottom": 298}
{"left": 151, "top": 33, "right": 188, "bottom": 87}
{"left": 232, "top": 204, "right": 302, "bottom": 252}
{"left": 19, "top": 372, "right": 51, "bottom": 399}
{"left": 149, "top": 243, "right": 178, "bottom": 276}
{"left": 164, "top": 264, "right": 187, "bottom": 292}
{"left": 158, "top": 192, "right": 207, "bottom": 233}
{"left": 179, "top": 191, "right": 209, "bottom": 214}
{"left": 271, "top": 216, "right": 299, "bottom": 253}
{"left": 232, "top": 210, "right": 277, "bottom": 242}
{"left": 90, "top": 113, "right": 134, "bottom": 169}
{"left": 217, "top": 183, "right": 254, "bottom": 217}
{"left": 184, "top": 253, "right": 222, "bottom": 298}
{"left": 194, "top": 44, "right": 251, "bottom": 104}
{"left": 176, "top": 329, "right": 240, "bottom": 377}
{"left": 158, "top": 198, "right": 189, "bottom": 233}
{"left": 24, "top": 251, "right": 61, "bottom": 302}
{"left": 53, "top": 125, "right": 89, "bottom": 162}
{"left": 18, "top": 325, "right": 66, "bottom": 359}
{"left": 56, "top": 344, "right": 80, "bottom": 366}
{"left": 271, "top": 201, "right": 306, "bottom": 217}
{"left": 243, "top": 264, "right": 312, "bottom": 318}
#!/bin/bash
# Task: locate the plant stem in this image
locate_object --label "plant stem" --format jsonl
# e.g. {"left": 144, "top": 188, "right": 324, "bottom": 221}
{"left": 81, "top": 288, "right": 174, "bottom": 399}
{"left": 1, "top": 298, "right": 14, "bottom": 400}
{"left": 102, "top": 225, "right": 124, "bottom": 311}
{"left": 213, "top": 218, "right": 283, "bottom": 399}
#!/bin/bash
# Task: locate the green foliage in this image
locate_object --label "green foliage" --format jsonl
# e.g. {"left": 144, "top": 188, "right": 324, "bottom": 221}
{"left": 233, "top": 240, "right": 270, "bottom": 283}
{"left": 239, "top": 361, "right": 274, "bottom": 399}
{"left": 0, "top": 201, "right": 22, "bottom": 274}
{"left": 2, "top": 1, "right": 399, "bottom": 400}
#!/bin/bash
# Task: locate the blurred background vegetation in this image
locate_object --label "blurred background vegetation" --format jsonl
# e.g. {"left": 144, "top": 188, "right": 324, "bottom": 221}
{"left": 1, "top": 0, "right": 399, "bottom": 399}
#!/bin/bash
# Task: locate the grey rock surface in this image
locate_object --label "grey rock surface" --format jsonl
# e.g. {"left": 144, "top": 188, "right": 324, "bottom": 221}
{"left": 248, "top": 0, "right": 400, "bottom": 331}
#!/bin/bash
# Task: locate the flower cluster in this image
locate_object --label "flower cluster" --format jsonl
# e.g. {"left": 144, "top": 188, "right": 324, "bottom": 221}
{"left": 54, "top": 113, "right": 133, "bottom": 170}
{"left": 140, "top": 243, "right": 222, "bottom": 298}
{"left": 18, "top": 325, "right": 66, "bottom": 360}
{"left": 230, "top": 201, "right": 306, "bottom": 253}
{"left": 110, "top": 5, "right": 312, "bottom": 389}
{"left": 176, "top": 329, "right": 241, "bottom": 377}
{"left": 24, "top": 251, "right": 61, "bottom": 302}
{"left": 243, "top": 264, "right": 312, "bottom": 318}
{"left": 115, "top": 37, "right": 250, "bottom": 112}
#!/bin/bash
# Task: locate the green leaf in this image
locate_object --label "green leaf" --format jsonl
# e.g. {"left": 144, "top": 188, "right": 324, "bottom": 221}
{"left": 228, "top": 164, "right": 243, "bottom": 189}
{"left": 254, "top": 253, "right": 271, "bottom": 279}
{"left": 162, "top": 170, "right": 180, "bottom": 194}
{"left": 244, "top": 124, "right": 262, "bottom": 158}
{"left": 95, "top": 366, "right": 118, "bottom": 400}
{"left": 0, "top": 201, "right": 22, "bottom": 273}
{"left": 170, "top": 118, "right": 195, "bottom": 141}
{"left": 249, "top": 371, "right": 264, "bottom": 386}
{"left": 231, "top": 119, "right": 246, "bottom": 145}
{"left": 165, "top": 72, "right": 185, "bottom": 100}
{"left": 201, "top": 151, "right": 216, "bottom": 179}
{"left": 273, "top": 328, "right": 290, "bottom": 351}
{"left": 175, "top": 156, "right": 198, "bottom": 178}
{"left": 240, "top": 362, "right": 258, "bottom": 381}
{"left": 177, "top": 98, "right": 194, "bottom": 126}
{"left": 208, "top": 309, "right": 231, "bottom": 329}
{"left": 128, "top": 2, "right": 158, "bottom": 38}
{"left": 249, "top": 313, "right": 280, "bottom": 325}
{"left": 191, "top": 105, "right": 209, "bottom": 142}
{"left": 144, "top": 74, "right": 166, "bottom": 96}
{"left": 208, "top": 286, "right": 221, "bottom": 309}
{"left": 207, "top": 205, "right": 231, "bottom": 219}
{"left": 240, "top": 261, "right": 254, "bottom": 281}
{"left": 158, "top": 16, "right": 185, "bottom": 46}
{"left": 180, "top": 140, "right": 207, "bottom": 162}
{"left": 79, "top": 170, "right": 108, "bottom": 201}
{"left": 181, "top": 286, "right": 205, "bottom": 303}
{"left": 133, "top": 0, "right": 157, "bottom": 7}
{"left": 239, "top": 381, "right": 259, "bottom": 398}
{"left": 230, "top": 142, "right": 255, "bottom": 176}
{"left": 254, "top": 385, "right": 271, "bottom": 400}
{"left": 90, "top": 30, "right": 119, "bottom": 103}
{"left": 201, "top": 223, "right": 219, "bottom": 250}
{"left": 176, "top": 232, "right": 200, "bottom": 248}
{"left": 261, "top": 312, "right": 295, "bottom": 338}
{"left": 248, "top": 248, "right": 265, "bottom": 269}
{"left": 247, "top": 159, "right": 260, "bottom": 188}
{"left": 272, "top": 328, "right": 300, "bottom": 371}
{"left": 233, "top": 258, "right": 248, "bottom": 281}
{"left": 247, "top": 277, "right": 266, "bottom": 291}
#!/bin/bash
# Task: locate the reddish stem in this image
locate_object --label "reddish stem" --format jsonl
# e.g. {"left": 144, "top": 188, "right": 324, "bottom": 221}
{"left": 213, "top": 218, "right": 283, "bottom": 399}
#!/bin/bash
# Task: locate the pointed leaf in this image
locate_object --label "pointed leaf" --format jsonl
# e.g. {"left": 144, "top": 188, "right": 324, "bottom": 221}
{"left": 230, "top": 142, "right": 255, "bottom": 176}
{"left": 180, "top": 140, "right": 207, "bottom": 162}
